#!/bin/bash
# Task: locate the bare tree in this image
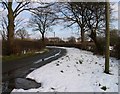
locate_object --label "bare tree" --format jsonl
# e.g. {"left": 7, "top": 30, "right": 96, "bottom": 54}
{"left": 0, "top": 13, "right": 27, "bottom": 40}
{"left": 14, "top": 17, "right": 27, "bottom": 34}
{"left": 1, "top": 0, "right": 31, "bottom": 55}
{"left": 57, "top": 2, "right": 112, "bottom": 52}
{"left": 29, "top": 6, "right": 57, "bottom": 48}
{"left": 68, "top": 36, "right": 76, "bottom": 43}
{"left": 16, "top": 28, "right": 29, "bottom": 40}
{"left": 84, "top": 2, "right": 106, "bottom": 53}
{"left": 0, "top": 14, "right": 7, "bottom": 40}
{"left": 57, "top": 2, "right": 87, "bottom": 45}
{"left": 1, "top": 1, "right": 56, "bottom": 55}
{"left": 56, "top": 2, "right": 105, "bottom": 49}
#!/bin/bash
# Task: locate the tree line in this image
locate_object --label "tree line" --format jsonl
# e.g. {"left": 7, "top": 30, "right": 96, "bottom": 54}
{"left": 0, "top": 0, "right": 118, "bottom": 73}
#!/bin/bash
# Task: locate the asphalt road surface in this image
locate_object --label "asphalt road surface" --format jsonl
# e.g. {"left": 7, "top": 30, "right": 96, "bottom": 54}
{"left": 2, "top": 47, "right": 66, "bottom": 93}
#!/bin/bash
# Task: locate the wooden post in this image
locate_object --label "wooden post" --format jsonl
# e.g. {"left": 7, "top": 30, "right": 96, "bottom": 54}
{"left": 105, "top": 0, "right": 110, "bottom": 73}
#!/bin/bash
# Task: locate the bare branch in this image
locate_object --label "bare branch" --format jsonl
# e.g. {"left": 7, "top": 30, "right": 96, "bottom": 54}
{"left": 1, "top": 1, "right": 8, "bottom": 9}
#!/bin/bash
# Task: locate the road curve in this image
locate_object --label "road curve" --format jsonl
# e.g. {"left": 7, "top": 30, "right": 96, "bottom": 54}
{"left": 2, "top": 47, "right": 66, "bottom": 79}
{"left": 2, "top": 47, "right": 66, "bottom": 93}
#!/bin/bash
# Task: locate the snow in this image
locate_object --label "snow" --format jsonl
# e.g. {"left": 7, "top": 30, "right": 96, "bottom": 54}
{"left": 109, "top": 46, "right": 114, "bottom": 51}
{"left": 12, "top": 47, "right": 119, "bottom": 92}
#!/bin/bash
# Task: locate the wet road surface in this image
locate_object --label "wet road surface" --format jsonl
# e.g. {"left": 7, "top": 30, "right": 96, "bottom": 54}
{"left": 2, "top": 47, "right": 66, "bottom": 93}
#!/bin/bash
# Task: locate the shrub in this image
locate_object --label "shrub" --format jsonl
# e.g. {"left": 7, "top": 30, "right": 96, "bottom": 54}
{"left": 110, "top": 29, "right": 119, "bottom": 46}
{"left": 2, "top": 40, "right": 9, "bottom": 55}
{"left": 91, "top": 37, "right": 106, "bottom": 55}
{"left": 2, "top": 39, "right": 43, "bottom": 56}
{"left": 114, "top": 37, "right": 120, "bottom": 59}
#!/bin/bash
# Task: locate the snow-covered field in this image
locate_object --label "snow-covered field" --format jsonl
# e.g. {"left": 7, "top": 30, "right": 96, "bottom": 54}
{"left": 12, "top": 47, "right": 119, "bottom": 92}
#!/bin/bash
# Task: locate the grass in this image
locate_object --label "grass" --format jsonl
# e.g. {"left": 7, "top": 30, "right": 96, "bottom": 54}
{"left": 2, "top": 48, "right": 49, "bottom": 62}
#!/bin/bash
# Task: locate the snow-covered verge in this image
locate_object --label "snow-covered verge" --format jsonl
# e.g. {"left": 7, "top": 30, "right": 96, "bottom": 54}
{"left": 12, "top": 47, "right": 119, "bottom": 92}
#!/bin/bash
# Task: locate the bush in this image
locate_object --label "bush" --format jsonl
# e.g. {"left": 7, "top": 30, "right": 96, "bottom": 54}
{"left": 108, "top": 29, "right": 120, "bottom": 58}
{"left": 110, "top": 29, "right": 119, "bottom": 46}
{"left": 2, "top": 39, "right": 43, "bottom": 56}
{"left": 91, "top": 37, "right": 106, "bottom": 55}
{"left": 114, "top": 37, "right": 120, "bottom": 59}
{"left": 96, "top": 36, "right": 120, "bottom": 58}
{"left": 2, "top": 40, "right": 9, "bottom": 55}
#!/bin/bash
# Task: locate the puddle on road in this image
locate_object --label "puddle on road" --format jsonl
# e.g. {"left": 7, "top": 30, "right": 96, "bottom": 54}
{"left": 2, "top": 67, "right": 40, "bottom": 93}
{"left": 2, "top": 78, "right": 41, "bottom": 93}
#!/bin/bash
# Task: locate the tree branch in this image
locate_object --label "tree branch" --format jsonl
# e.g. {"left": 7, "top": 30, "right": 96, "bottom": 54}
{"left": 1, "top": 1, "right": 8, "bottom": 9}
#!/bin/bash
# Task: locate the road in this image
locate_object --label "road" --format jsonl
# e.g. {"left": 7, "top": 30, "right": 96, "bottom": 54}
{"left": 2, "top": 47, "right": 66, "bottom": 93}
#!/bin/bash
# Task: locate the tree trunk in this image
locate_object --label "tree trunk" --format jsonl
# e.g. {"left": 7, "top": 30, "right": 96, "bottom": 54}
{"left": 105, "top": 1, "right": 110, "bottom": 74}
{"left": 41, "top": 33, "right": 45, "bottom": 48}
{"left": 81, "top": 27, "right": 85, "bottom": 49}
{"left": 89, "top": 30, "right": 102, "bottom": 54}
{"left": 7, "top": 2, "right": 15, "bottom": 55}
{"left": 81, "top": 28, "right": 84, "bottom": 43}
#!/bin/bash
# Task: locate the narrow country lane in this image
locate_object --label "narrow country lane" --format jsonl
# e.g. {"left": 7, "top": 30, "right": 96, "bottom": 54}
{"left": 2, "top": 47, "right": 66, "bottom": 93}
